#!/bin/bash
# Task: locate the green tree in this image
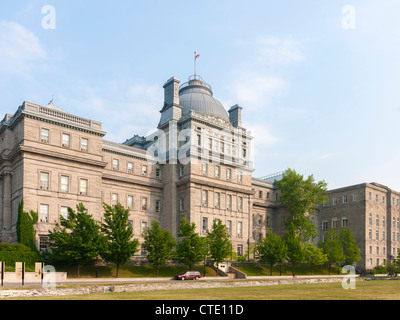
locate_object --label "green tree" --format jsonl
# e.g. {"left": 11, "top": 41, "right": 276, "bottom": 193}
{"left": 100, "top": 203, "right": 139, "bottom": 278}
{"left": 275, "top": 169, "right": 328, "bottom": 241}
{"left": 207, "top": 220, "right": 232, "bottom": 274}
{"left": 339, "top": 227, "right": 361, "bottom": 266}
{"left": 142, "top": 220, "right": 176, "bottom": 277}
{"left": 284, "top": 226, "right": 306, "bottom": 275}
{"left": 319, "top": 227, "right": 344, "bottom": 275}
{"left": 175, "top": 218, "right": 208, "bottom": 271}
{"left": 16, "top": 199, "right": 39, "bottom": 252}
{"left": 48, "top": 203, "right": 104, "bottom": 278}
{"left": 256, "top": 230, "right": 287, "bottom": 276}
{"left": 304, "top": 243, "right": 328, "bottom": 274}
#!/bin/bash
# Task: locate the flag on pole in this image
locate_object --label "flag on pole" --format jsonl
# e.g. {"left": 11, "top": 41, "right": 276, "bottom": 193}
{"left": 195, "top": 53, "right": 200, "bottom": 60}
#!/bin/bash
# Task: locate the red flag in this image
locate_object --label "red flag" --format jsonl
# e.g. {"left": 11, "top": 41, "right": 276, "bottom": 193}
{"left": 195, "top": 54, "right": 200, "bottom": 60}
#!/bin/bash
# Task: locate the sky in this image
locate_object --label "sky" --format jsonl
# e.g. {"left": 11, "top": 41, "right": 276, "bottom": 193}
{"left": 1, "top": 0, "right": 400, "bottom": 191}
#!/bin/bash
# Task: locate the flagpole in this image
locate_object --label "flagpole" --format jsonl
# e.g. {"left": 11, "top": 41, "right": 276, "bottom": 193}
{"left": 194, "top": 51, "right": 197, "bottom": 80}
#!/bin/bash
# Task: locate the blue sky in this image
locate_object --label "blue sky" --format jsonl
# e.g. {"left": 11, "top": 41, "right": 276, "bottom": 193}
{"left": 1, "top": 1, "right": 400, "bottom": 190}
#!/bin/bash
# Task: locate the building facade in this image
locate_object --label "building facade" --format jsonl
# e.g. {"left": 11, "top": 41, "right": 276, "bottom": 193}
{"left": 0, "top": 74, "right": 398, "bottom": 271}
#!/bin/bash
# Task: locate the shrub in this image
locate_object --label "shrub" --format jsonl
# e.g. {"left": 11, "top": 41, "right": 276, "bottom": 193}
{"left": 371, "top": 265, "right": 387, "bottom": 275}
{"left": 0, "top": 243, "right": 41, "bottom": 268}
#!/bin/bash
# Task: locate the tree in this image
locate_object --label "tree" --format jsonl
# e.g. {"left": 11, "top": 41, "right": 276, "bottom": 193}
{"left": 339, "top": 227, "right": 361, "bottom": 266}
{"left": 284, "top": 226, "right": 306, "bottom": 275}
{"left": 275, "top": 168, "right": 328, "bottom": 241}
{"left": 304, "top": 243, "right": 328, "bottom": 274}
{"left": 100, "top": 203, "right": 139, "bottom": 278}
{"left": 48, "top": 203, "right": 104, "bottom": 278}
{"left": 16, "top": 199, "right": 39, "bottom": 253}
{"left": 256, "top": 230, "right": 287, "bottom": 276}
{"left": 142, "top": 220, "right": 176, "bottom": 277}
{"left": 175, "top": 218, "right": 208, "bottom": 271}
{"left": 207, "top": 220, "right": 232, "bottom": 274}
{"left": 319, "top": 227, "right": 344, "bottom": 275}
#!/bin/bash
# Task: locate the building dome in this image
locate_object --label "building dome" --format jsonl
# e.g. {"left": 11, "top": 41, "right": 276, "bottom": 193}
{"left": 179, "top": 76, "right": 229, "bottom": 122}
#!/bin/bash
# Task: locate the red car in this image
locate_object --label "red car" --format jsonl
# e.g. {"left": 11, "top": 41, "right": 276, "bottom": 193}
{"left": 175, "top": 271, "right": 202, "bottom": 281}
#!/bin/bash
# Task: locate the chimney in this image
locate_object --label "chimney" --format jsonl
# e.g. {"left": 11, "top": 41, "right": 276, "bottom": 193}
{"left": 228, "top": 104, "right": 243, "bottom": 128}
{"left": 158, "top": 77, "right": 182, "bottom": 128}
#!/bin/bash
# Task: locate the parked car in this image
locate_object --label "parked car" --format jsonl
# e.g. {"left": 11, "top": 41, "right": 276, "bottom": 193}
{"left": 175, "top": 271, "right": 202, "bottom": 281}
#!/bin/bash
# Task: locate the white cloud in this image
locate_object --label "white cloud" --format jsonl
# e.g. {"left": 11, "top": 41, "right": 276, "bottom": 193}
{"left": 0, "top": 21, "right": 46, "bottom": 75}
{"left": 227, "top": 73, "right": 285, "bottom": 111}
{"left": 61, "top": 80, "right": 163, "bottom": 143}
{"left": 255, "top": 36, "right": 305, "bottom": 66}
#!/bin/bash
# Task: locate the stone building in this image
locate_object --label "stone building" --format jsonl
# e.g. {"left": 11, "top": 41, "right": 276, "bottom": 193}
{"left": 318, "top": 182, "right": 400, "bottom": 271}
{"left": 0, "top": 74, "right": 398, "bottom": 272}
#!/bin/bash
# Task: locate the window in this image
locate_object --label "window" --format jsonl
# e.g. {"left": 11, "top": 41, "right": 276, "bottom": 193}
{"left": 80, "top": 179, "right": 88, "bottom": 195}
{"left": 81, "top": 138, "right": 88, "bottom": 152}
{"left": 342, "top": 217, "right": 349, "bottom": 227}
{"left": 352, "top": 193, "right": 357, "bottom": 202}
{"left": 383, "top": 216, "right": 386, "bottom": 228}
{"left": 238, "top": 171, "right": 243, "bottom": 184}
{"left": 179, "top": 198, "right": 184, "bottom": 211}
{"left": 259, "top": 191, "right": 263, "bottom": 198}
{"left": 237, "top": 245, "right": 243, "bottom": 257}
{"left": 142, "top": 165, "right": 148, "bottom": 176}
{"left": 383, "top": 196, "right": 386, "bottom": 205}
{"left": 113, "top": 159, "right": 119, "bottom": 171}
{"left": 112, "top": 193, "right": 118, "bottom": 206}
{"left": 242, "top": 148, "right": 247, "bottom": 158}
{"left": 376, "top": 194, "right": 379, "bottom": 203}
{"left": 397, "top": 218, "right": 399, "bottom": 229}
{"left": 342, "top": 195, "right": 348, "bottom": 203}
{"left": 40, "top": 172, "right": 49, "bottom": 190}
{"left": 127, "top": 162, "right": 133, "bottom": 174}
{"left": 39, "top": 237, "right": 49, "bottom": 253}
{"left": 220, "top": 142, "right": 225, "bottom": 153}
{"left": 141, "top": 221, "right": 148, "bottom": 233}
{"left": 41, "top": 128, "right": 49, "bottom": 143}
{"left": 376, "top": 215, "right": 379, "bottom": 227}
{"left": 369, "top": 213, "right": 372, "bottom": 226}
{"left": 197, "top": 134, "right": 201, "bottom": 146}
{"left": 237, "top": 221, "right": 243, "bottom": 237}
{"left": 62, "top": 134, "right": 70, "bottom": 148}
{"left": 383, "top": 231, "right": 386, "bottom": 241}
{"left": 156, "top": 168, "right": 161, "bottom": 179}
{"left": 61, "top": 206, "right": 69, "bottom": 220}
{"left": 227, "top": 195, "right": 232, "bottom": 210}
{"left": 156, "top": 200, "right": 161, "bottom": 212}
{"left": 332, "top": 218, "right": 338, "bottom": 229}
{"left": 215, "top": 166, "right": 220, "bottom": 178}
{"left": 127, "top": 195, "right": 134, "bottom": 210}
{"left": 60, "top": 176, "right": 69, "bottom": 193}
{"left": 202, "top": 190, "right": 208, "bottom": 207}
{"left": 369, "top": 230, "right": 372, "bottom": 240}
{"left": 332, "top": 197, "right": 337, "bottom": 205}
{"left": 208, "top": 138, "right": 212, "bottom": 150}
{"left": 179, "top": 166, "right": 184, "bottom": 177}
{"left": 202, "top": 163, "right": 208, "bottom": 176}
{"left": 267, "top": 192, "right": 270, "bottom": 200}
{"left": 376, "top": 231, "right": 379, "bottom": 241}
{"left": 214, "top": 193, "right": 220, "bottom": 208}
{"left": 369, "top": 192, "right": 372, "bottom": 201}
{"left": 394, "top": 218, "right": 396, "bottom": 228}
{"left": 322, "top": 219, "right": 328, "bottom": 231}
{"left": 227, "top": 168, "right": 232, "bottom": 181}
{"left": 40, "top": 204, "right": 49, "bottom": 223}
{"left": 141, "top": 197, "right": 148, "bottom": 211}
{"left": 237, "top": 197, "right": 243, "bottom": 212}
{"left": 202, "top": 217, "right": 208, "bottom": 232}
{"left": 227, "top": 220, "right": 232, "bottom": 235}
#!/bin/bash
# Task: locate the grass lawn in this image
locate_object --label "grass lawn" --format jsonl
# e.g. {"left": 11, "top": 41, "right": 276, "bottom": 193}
{"left": 14, "top": 280, "right": 400, "bottom": 300}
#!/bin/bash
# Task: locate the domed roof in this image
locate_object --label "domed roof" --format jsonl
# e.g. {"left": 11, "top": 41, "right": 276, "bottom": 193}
{"left": 179, "top": 76, "right": 229, "bottom": 122}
